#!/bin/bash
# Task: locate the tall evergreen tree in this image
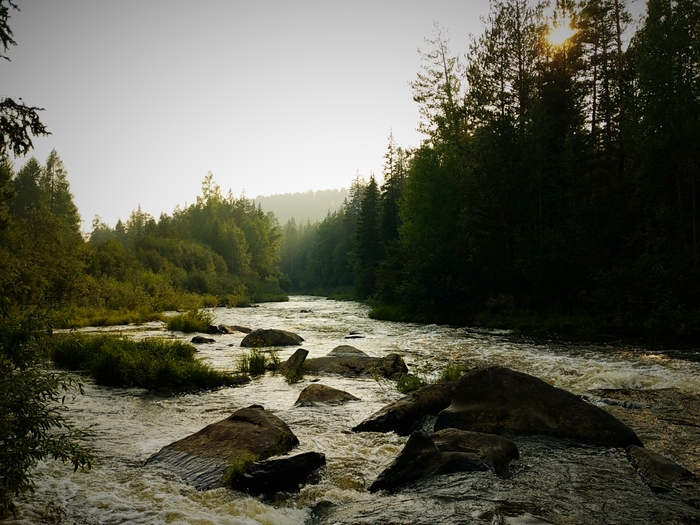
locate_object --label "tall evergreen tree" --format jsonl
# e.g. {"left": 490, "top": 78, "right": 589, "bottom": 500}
{"left": 353, "top": 175, "right": 382, "bottom": 298}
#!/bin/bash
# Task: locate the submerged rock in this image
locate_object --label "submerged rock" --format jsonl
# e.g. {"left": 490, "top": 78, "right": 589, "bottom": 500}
{"left": 627, "top": 445, "right": 695, "bottom": 493}
{"left": 301, "top": 345, "right": 407, "bottom": 379}
{"left": 435, "top": 366, "right": 643, "bottom": 447}
{"left": 294, "top": 384, "right": 360, "bottom": 406}
{"left": 218, "top": 324, "right": 253, "bottom": 334}
{"left": 353, "top": 382, "right": 456, "bottom": 435}
{"left": 146, "top": 405, "right": 299, "bottom": 489}
{"left": 369, "top": 431, "right": 490, "bottom": 493}
{"left": 230, "top": 451, "right": 326, "bottom": 495}
{"left": 240, "top": 329, "right": 304, "bottom": 347}
{"left": 190, "top": 336, "right": 215, "bottom": 344}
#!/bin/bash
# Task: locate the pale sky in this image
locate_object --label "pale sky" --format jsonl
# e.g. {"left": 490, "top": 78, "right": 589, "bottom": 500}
{"left": 4, "top": 1, "right": 645, "bottom": 229}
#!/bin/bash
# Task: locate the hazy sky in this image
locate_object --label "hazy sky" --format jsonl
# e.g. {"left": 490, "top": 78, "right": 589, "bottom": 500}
{"left": 5, "top": 1, "right": 645, "bottom": 229}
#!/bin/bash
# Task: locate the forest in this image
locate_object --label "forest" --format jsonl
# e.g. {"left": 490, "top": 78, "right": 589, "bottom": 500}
{"left": 280, "top": 0, "right": 700, "bottom": 341}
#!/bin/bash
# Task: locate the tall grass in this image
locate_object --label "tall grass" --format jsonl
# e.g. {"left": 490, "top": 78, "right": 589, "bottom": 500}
{"left": 49, "top": 333, "right": 240, "bottom": 393}
{"left": 166, "top": 309, "right": 214, "bottom": 333}
{"left": 237, "top": 349, "right": 278, "bottom": 377}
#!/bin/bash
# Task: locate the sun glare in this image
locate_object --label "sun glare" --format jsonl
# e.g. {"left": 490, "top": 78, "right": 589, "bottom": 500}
{"left": 549, "top": 19, "right": 576, "bottom": 46}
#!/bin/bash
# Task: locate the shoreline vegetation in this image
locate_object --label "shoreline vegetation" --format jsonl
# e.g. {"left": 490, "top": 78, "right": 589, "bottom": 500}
{"left": 48, "top": 333, "right": 248, "bottom": 394}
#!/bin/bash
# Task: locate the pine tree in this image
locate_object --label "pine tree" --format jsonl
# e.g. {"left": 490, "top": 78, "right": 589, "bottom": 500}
{"left": 353, "top": 176, "right": 382, "bottom": 298}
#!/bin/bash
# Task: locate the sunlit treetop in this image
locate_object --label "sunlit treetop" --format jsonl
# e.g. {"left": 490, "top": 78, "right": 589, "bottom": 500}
{"left": 548, "top": 17, "right": 576, "bottom": 46}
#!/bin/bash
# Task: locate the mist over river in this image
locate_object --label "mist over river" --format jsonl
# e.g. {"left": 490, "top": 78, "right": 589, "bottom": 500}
{"left": 6, "top": 296, "right": 700, "bottom": 524}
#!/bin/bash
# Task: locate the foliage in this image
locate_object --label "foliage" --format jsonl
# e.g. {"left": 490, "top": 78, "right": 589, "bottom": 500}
{"left": 49, "top": 333, "right": 238, "bottom": 393}
{"left": 221, "top": 451, "right": 260, "bottom": 487}
{"left": 0, "top": 4, "right": 91, "bottom": 514}
{"left": 395, "top": 374, "right": 425, "bottom": 394}
{"left": 279, "top": 0, "right": 700, "bottom": 342}
{"left": 166, "top": 309, "right": 214, "bottom": 333}
{"left": 0, "top": 310, "right": 93, "bottom": 516}
{"left": 439, "top": 364, "right": 466, "bottom": 383}
{"left": 237, "top": 348, "right": 273, "bottom": 377}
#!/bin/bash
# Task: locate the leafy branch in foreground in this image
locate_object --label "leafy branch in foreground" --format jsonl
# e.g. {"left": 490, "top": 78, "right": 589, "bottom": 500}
{"left": 0, "top": 309, "right": 93, "bottom": 517}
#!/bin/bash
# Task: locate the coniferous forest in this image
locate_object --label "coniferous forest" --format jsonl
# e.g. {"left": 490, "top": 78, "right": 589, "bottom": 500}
{"left": 280, "top": 0, "right": 700, "bottom": 341}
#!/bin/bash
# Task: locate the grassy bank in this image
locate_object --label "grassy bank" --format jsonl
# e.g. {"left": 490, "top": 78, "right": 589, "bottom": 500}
{"left": 49, "top": 333, "right": 246, "bottom": 393}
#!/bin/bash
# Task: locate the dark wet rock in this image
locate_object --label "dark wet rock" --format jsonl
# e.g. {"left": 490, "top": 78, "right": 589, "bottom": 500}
{"left": 218, "top": 324, "right": 253, "bottom": 334}
{"left": 302, "top": 345, "right": 407, "bottom": 379}
{"left": 369, "top": 431, "right": 490, "bottom": 493}
{"left": 146, "top": 405, "right": 299, "bottom": 489}
{"left": 353, "top": 382, "right": 456, "bottom": 435}
{"left": 230, "top": 451, "right": 326, "bottom": 496}
{"left": 584, "top": 388, "right": 700, "bottom": 476}
{"left": 240, "top": 329, "right": 303, "bottom": 347}
{"left": 278, "top": 348, "right": 308, "bottom": 377}
{"left": 344, "top": 335, "right": 365, "bottom": 339}
{"left": 432, "top": 428, "right": 519, "bottom": 478}
{"left": 627, "top": 445, "right": 694, "bottom": 493}
{"left": 435, "top": 366, "right": 643, "bottom": 448}
{"left": 294, "top": 384, "right": 360, "bottom": 406}
{"left": 205, "top": 325, "right": 225, "bottom": 335}
{"left": 190, "top": 336, "right": 216, "bottom": 344}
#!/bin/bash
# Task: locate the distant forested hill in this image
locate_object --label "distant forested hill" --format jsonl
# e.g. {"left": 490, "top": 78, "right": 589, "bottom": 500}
{"left": 254, "top": 188, "right": 348, "bottom": 225}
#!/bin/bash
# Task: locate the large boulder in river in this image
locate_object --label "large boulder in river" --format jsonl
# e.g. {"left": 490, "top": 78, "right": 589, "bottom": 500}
{"left": 369, "top": 431, "right": 491, "bottom": 493}
{"left": 302, "top": 345, "right": 407, "bottom": 379}
{"left": 278, "top": 348, "right": 309, "bottom": 379}
{"left": 432, "top": 428, "right": 519, "bottom": 478}
{"left": 146, "top": 405, "right": 299, "bottom": 489}
{"left": 435, "top": 366, "right": 643, "bottom": 448}
{"left": 353, "top": 382, "right": 456, "bottom": 435}
{"left": 240, "top": 329, "right": 304, "bottom": 347}
{"left": 230, "top": 451, "right": 326, "bottom": 496}
{"left": 295, "top": 384, "right": 360, "bottom": 406}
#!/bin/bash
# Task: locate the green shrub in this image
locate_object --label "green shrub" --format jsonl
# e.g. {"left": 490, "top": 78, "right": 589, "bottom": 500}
{"left": 368, "top": 304, "right": 410, "bottom": 322}
{"left": 49, "top": 333, "right": 238, "bottom": 393}
{"left": 53, "top": 306, "right": 165, "bottom": 329}
{"left": 237, "top": 349, "right": 270, "bottom": 377}
{"left": 439, "top": 364, "right": 466, "bottom": 383}
{"left": 395, "top": 374, "right": 425, "bottom": 394}
{"left": 221, "top": 451, "right": 259, "bottom": 486}
{"left": 166, "top": 309, "right": 214, "bottom": 333}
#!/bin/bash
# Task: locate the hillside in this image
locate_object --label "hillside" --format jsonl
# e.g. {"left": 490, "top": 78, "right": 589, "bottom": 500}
{"left": 254, "top": 188, "right": 348, "bottom": 225}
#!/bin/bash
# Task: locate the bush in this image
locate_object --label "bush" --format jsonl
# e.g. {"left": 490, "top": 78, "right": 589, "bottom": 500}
{"left": 0, "top": 310, "right": 92, "bottom": 516}
{"left": 439, "top": 364, "right": 466, "bottom": 383}
{"left": 221, "top": 451, "right": 259, "bottom": 486}
{"left": 49, "top": 333, "right": 239, "bottom": 393}
{"left": 368, "top": 304, "right": 410, "bottom": 322}
{"left": 237, "top": 349, "right": 278, "bottom": 377}
{"left": 395, "top": 374, "right": 425, "bottom": 394}
{"left": 166, "top": 309, "right": 214, "bottom": 333}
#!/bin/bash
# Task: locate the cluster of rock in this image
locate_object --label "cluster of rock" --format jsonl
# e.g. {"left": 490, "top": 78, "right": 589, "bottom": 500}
{"left": 153, "top": 325, "right": 695, "bottom": 500}
{"left": 353, "top": 366, "right": 694, "bottom": 494}
{"left": 146, "top": 405, "right": 326, "bottom": 495}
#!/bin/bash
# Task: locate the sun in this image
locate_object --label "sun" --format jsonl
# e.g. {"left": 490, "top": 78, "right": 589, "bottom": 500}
{"left": 549, "top": 19, "right": 576, "bottom": 46}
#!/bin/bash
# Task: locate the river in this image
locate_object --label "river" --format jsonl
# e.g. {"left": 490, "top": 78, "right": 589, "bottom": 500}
{"left": 6, "top": 296, "right": 700, "bottom": 524}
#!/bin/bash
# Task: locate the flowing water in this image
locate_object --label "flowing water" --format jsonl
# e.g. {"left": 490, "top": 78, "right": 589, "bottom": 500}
{"left": 5, "top": 296, "right": 700, "bottom": 525}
